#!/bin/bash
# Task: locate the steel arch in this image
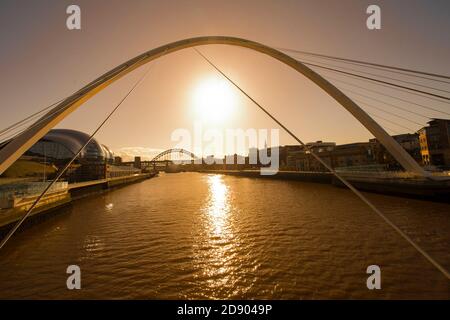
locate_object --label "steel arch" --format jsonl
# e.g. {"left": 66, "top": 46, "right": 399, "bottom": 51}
{"left": 0, "top": 36, "right": 427, "bottom": 177}
{"left": 151, "top": 148, "right": 198, "bottom": 162}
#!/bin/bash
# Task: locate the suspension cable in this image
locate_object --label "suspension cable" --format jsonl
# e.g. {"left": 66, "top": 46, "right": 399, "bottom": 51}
{"left": 311, "top": 63, "right": 450, "bottom": 105}
{"left": 333, "top": 83, "right": 432, "bottom": 120}
{"left": 193, "top": 47, "right": 450, "bottom": 281}
{"left": 0, "top": 98, "right": 65, "bottom": 138}
{"left": 343, "top": 89, "right": 430, "bottom": 121}
{"left": 376, "top": 124, "right": 402, "bottom": 135}
{"left": 0, "top": 58, "right": 141, "bottom": 145}
{"left": 366, "top": 112, "right": 415, "bottom": 132}
{"left": 0, "top": 66, "right": 153, "bottom": 250}
{"left": 302, "top": 61, "right": 450, "bottom": 102}
{"left": 0, "top": 99, "right": 77, "bottom": 145}
{"left": 284, "top": 50, "right": 450, "bottom": 85}
{"left": 296, "top": 56, "right": 450, "bottom": 95}
{"left": 277, "top": 47, "right": 450, "bottom": 81}
{"left": 351, "top": 97, "right": 424, "bottom": 127}
{"left": 0, "top": 102, "right": 74, "bottom": 145}
{"left": 324, "top": 75, "right": 450, "bottom": 117}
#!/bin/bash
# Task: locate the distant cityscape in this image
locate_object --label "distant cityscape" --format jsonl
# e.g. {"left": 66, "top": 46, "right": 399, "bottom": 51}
{"left": 1, "top": 119, "right": 449, "bottom": 185}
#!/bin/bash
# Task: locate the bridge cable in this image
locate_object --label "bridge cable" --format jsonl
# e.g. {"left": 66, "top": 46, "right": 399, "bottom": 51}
{"left": 0, "top": 65, "right": 154, "bottom": 251}
{"left": 0, "top": 101, "right": 90, "bottom": 145}
{"left": 301, "top": 61, "right": 450, "bottom": 102}
{"left": 323, "top": 75, "right": 450, "bottom": 117}
{"left": 283, "top": 50, "right": 450, "bottom": 86}
{"left": 295, "top": 56, "right": 450, "bottom": 95}
{"left": 373, "top": 124, "right": 402, "bottom": 136}
{"left": 0, "top": 101, "right": 86, "bottom": 145}
{"left": 193, "top": 47, "right": 450, "bottom": 280}
{"left": 0, "top": 98, "right": 66, "bottom": 138}
{"left": 0, "top": 67, "right": 136, "bottom": 145}
{"left": 309, "top": 64, "right": 450, "bottom": 107}
{"left": 276, "top": 47, "right": 450, "bottom": 82}
{"left": 350, "top": 98, "right": 425, "bottom": 127}
{"left": 285, "top": 50, "right": 450, "bottom": 85}
{"left": 338, "top": 93, "right": 427, "bottom": 126}
{"left": 0, "top": 97, "right": 78, "bottom": 145}
{"left": 330, "top": 81, "right": 438, "bottom": 119}
{"left": 0, "top": 59, "right": 140, "bottom": 145}
{"left": 341, "top": 89, "right": 431, "bottom": 121}
{"left": 365, "top": 112, "right": 416, "bottom": 132}
{"left": 0, "top": 98, "right": 80, "bottom": 145}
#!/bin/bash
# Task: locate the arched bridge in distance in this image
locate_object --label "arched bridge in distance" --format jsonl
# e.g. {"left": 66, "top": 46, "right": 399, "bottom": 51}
{"left": 0, "top": 36, "right": 428, "bottom": 178}
{"left": 130, "top": 148, "right": 199, "bottom": 172}
{"left": 151, "top": 148, "right": 199, "bottom": 162}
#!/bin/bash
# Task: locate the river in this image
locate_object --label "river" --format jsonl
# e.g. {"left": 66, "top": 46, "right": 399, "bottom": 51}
{"left": 0, "top": 172, "right": 448, "bottom": 299}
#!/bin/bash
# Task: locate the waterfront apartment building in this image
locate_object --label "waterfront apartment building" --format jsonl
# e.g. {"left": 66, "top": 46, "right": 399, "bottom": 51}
{"left": 286, "top": 141, "right": 335, "bottom": 171}
{"left": 418, "top": 118, "right": 450, "bottom": 168}
{"left": 286, "top": 141, "right": 374, "bottom": 172}
{"left": 333, "top": 142, "right": 374, "bottom": 169}
{"left": 369, "top": 133, "right": 421, "bottom": 170}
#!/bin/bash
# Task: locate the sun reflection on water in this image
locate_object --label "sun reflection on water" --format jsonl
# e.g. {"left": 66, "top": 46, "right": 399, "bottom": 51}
{"left": 194, "top": 174, "right": 244, "bottom": 298}
{"left": 207, "top": 175, "right": 230, "bottom": 236}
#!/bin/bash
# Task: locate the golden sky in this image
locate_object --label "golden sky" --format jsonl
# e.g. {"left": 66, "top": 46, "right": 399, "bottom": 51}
{"left": 1, "top": 0, "right": 449, "bottom": 159}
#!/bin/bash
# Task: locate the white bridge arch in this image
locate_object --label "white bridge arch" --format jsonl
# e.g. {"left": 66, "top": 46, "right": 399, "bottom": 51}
{"left": 0, "top": 36, "right": 427, "bottom": 177}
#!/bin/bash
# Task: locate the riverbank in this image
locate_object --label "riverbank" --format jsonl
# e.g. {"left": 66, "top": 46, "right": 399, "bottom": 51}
{"left": 0, "top": 172, "right": 156, "bottom": 234}
{"left": 198, "top": 169, "right": 450, "bottom": 201}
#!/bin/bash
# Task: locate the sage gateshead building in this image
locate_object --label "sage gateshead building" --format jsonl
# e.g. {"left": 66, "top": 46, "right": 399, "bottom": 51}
{"left": 23, "top": 129, "right": 115, "bottom": 182}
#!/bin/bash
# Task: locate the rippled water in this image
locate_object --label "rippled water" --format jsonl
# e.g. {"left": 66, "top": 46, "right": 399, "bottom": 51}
{"left": 0, "top": 172, "right": 448, "bottom": 299}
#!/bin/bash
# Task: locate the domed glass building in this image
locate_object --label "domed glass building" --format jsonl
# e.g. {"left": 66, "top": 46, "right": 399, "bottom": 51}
{"left": 26, "top": 129, "right": 113, "bottom": 163}
{"left": 22, "top": 129, "right": 114, "bottom": 182}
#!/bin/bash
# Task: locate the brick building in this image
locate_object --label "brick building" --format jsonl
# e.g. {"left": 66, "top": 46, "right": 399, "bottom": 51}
{"left": 418, "top": 118, "right": 450, "bottom": 168}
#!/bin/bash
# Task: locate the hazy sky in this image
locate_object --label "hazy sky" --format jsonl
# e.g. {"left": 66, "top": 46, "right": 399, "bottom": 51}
{"left": 1, "top": 0, "right": 449, "bottom": 159}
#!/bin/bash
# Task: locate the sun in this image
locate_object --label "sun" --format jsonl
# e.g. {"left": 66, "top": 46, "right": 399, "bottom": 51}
{"left": 192, "top": 77, "right": 236, "bottom": 124}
